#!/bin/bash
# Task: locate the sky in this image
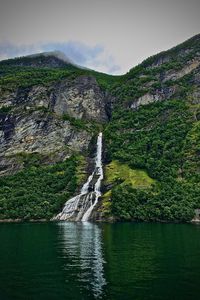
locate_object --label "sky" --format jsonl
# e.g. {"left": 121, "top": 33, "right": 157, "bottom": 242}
{"left": 0, "top": 0, "right": 199, "bottom": 74}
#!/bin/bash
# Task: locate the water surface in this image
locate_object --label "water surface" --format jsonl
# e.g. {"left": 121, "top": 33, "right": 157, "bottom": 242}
{"left": 0, "top": 222, "right": 200, "bottom": 300}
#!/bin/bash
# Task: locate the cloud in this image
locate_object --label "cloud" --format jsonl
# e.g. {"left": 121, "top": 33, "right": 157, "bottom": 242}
{"left": 0, "top": 41, "right": 42, "bottom": 60}
{"left": 87, "top": 52, "right": 121, "bottom": 74}
{"left": 0, "top": 40, "right": 121, "bottom": 74}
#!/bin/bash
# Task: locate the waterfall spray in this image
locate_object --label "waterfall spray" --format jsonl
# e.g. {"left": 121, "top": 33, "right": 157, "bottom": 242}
{"left": 52, "top": 132, "right": 103, "bottom": 222}
{"left": 82, "top": 132, "right": 103, "bottom": 221}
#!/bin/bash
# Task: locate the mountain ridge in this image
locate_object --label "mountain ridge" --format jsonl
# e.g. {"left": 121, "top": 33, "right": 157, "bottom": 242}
{"left": 1, "top": 33, "right": 200, "bottom": 75}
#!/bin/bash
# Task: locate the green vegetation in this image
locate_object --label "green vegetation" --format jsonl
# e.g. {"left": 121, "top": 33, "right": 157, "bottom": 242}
{"left": 100, "top": 190, "right": 112, "bottom": 216}
{"left": 0, "top": 156, "right": 80, "bottom": 220}
{"left": 0, "top": 67, "right": 75, "bottom": 90}
{"left": 101, "top": 35, "right": 200, "bottom": 222}
{"left": 101, "top": 160, "right": 155, "bottom": 217}
{"left": 105, "top": 100, "right": 193, "bottom": 179}
{"left": 105, "top": 160, "right": 155, "bottom": 188}
{"left": 0, "top": 62, "right": 119, "bottom": 91}
{"left": 183, "top": 121, "right": 200, "bottom": 181}
{"left": 140, "top": 33, "right": 200, "bottom": 69}
{"left": 62, "top": 113, "right": 89, "bottom": 130}
{"left": 103, "top": 34, "right": 200, "bottom": 106}
{"left": 111, "top": 183, "right": 195, "bottom": 222}
{"left": 75, "top": 155, "right": 87, "bottom": 185}
{"left": 62, "top": 113, "right": 100, "bottom": 133}
{"left": 15, "top": 152, "right": 47, "bottom": 168}
{"left": 104, "top": 99, "right": 200, "bottom": 222}
{"left": 0, "top": 106, "right": 12, "bottom": 114}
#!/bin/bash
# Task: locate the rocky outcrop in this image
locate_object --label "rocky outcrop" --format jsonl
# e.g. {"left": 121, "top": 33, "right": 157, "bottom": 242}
{"left": 163, "top": 59, "right": 200, "bottom": 82}
{"left": 130, "top": 59, "right": 200, "bottom": 110}
{"left": 149, "top": 55, "right": 171, "bottom": 68}
{"left": 0, "top": 76, "right": 109, "bottom": 122}
{"left": 131, "top": 86, "right": 176, "bottom": 109}
{"left": 188, "top": 88, "right": 200, "bottom": 104}
{"left": 53, "top": 76, "right": 108, "bottom": 122}
{"left": 0, "top": 74, "right": 111, "bottom": 175}
{"left": 0, "top": 110, "right": 91, "bottom": 175}
{"left": 1, "top": 112, "right": 91, "bottom": 156}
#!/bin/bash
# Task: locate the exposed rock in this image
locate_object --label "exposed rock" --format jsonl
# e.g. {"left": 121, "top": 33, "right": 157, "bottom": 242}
{"left": 0, "top": 155, "right": 23, "bottom": 176}
{"left": 0, "top": 75, "right": 111, "bottom": 174}
{"left": 131, "top": 93, "right": 155, "bottom": 109}
{"left": 130, "top": 59, "right": 200, "bottom": 110}
{"left": 131, "top": 86, "right": 176, "bottom": 109}
{"left": 0, "top": 89, "right": 17, "bottom": 109}
{"left": 188, "top": 88, "right": 200, "bottom": 104}
{"left": 194, "top": 71, "right": 200, "bottom": 84}
{"left": 1, "top": 111, "right": 91, "bottom": 156}
{"left": 26, "top": 86, "right": 49, "bottom": 108}
{"left": 0, "top": 110, "right": 92, "bottom": 175}
{"left": 0, "top": 76, "right": 109, "bottom": 123}
{"left": 149, "top": 55, "right": 170, "bottom": 68}
{"left": 163, "top": 59, "right": 200, "bottom": 82}
{"left": 53, "top": 76, "right": 108, "bottom": 122}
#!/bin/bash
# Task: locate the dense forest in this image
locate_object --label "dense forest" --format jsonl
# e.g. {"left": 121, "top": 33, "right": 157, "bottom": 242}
{"left": 104, "top": 100, "right": 200, "bottom": 222}
{"left": 0, "top": 155, "right": 80, "bottom": 220}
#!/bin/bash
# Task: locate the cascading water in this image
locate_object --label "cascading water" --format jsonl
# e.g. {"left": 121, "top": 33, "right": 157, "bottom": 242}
{"left": 82, "top": 132, "right": 103, "bottom": 221}
{"left": 52, "top": 132, "right": 103, "bottom": 222}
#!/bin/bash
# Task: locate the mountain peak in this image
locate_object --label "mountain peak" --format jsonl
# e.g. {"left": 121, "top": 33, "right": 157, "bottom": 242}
{"left": 27, "top": 50, "right": 75, "bottom": 65}
{"left": 0, "top": 50, "right": 78, "bottom": 69}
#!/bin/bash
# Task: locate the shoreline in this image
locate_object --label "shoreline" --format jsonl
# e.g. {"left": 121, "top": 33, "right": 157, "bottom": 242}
{"left": 0, "top": 218, "right": 200, "bottom": 224}
{"left": 0, "top": 219, "right": 48, "bottom": 223}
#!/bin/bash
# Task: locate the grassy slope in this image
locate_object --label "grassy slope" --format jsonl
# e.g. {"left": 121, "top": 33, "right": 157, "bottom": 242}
{"left": 100, "top": 160, "right": 155, "bottom": 217}
{"left": 105, "top": 160, "right": 155, "bottom": 188}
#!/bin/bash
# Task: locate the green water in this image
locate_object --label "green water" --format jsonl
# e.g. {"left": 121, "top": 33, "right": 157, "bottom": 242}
{"left": 0, "top": 222, "right": 200, "bottom": 300}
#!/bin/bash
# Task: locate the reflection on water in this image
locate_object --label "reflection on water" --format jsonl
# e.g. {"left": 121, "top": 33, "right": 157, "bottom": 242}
{"left": 57, "top": 222, "right": 106, "bottom": 299}
{"left": 1, "top": 223, "right": 200, "bottom": 300}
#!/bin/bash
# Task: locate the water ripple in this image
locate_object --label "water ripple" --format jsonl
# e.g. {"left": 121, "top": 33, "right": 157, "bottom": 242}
{"left": 57, "top": 222, "right": 107, "bottom": 299}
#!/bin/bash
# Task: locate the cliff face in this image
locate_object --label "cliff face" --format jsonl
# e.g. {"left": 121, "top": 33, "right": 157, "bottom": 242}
{"left": 0, "top": 73, "right": 110, "bottom": 175}
{"left": 52, "top": 76, "right": 109, "bottom": 122}
{"left": 0, "top": 75, "right": 109, "bottom": 122}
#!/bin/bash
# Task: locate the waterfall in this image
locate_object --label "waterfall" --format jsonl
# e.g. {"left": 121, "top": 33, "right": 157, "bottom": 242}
{"left": 52, "top": 132, "right": 103, "bottom": 222}
{"left": 82, "top": 132, "right": 103, "bottom": 221}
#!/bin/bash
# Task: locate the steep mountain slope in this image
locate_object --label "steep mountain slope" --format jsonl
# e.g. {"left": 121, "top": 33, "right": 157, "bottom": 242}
{"left": 0, "top": 53, "right": 115, "bottom": 220}
{"left": 101, "top": 34, "right": 200, "bottom": 222}
{"left": 0, "top": 55, "right": 112, "bottom": 176}
{"left": 0, "top": 34, "right": 199, "bottom": 221}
